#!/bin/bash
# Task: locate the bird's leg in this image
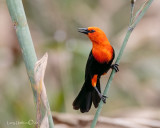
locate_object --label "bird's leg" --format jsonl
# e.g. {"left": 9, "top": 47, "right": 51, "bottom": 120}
{"left": 111, "top": 64, "right": 119, "bottom": 72}
{"left": 92, "top": 75, "right": 107, "bottom": 103}
{"left": 94, "top": 86, "right": 107, "bottom": 103}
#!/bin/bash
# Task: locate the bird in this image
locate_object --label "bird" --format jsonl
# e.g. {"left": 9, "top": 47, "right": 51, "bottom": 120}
{"left": 73, "top": 27, "right": 119, "bottom": 113}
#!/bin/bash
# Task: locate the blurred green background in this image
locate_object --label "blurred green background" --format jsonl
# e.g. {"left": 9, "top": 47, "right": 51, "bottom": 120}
{"left": 0, "top": 0, "right": 160, "bottom": 128}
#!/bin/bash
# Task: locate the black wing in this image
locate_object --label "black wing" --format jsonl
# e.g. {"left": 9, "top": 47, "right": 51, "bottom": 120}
{"left": 85, "top": 50, "right": 94, "bottom": 79}
{"left": 84, "top": 51, "right": 101, "bottom": 108}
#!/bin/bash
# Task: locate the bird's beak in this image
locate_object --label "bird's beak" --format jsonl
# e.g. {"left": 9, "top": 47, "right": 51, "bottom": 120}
{"left": 78, "top": 28, "right": 89, "bottom": 34}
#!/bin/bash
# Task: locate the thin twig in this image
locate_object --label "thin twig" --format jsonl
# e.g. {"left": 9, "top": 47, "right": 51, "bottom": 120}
{"left": 91, "top": 0, "right": 154, "bottom": 127}
{"left": 130, "top": 0, "right": 135, "bottom": 25}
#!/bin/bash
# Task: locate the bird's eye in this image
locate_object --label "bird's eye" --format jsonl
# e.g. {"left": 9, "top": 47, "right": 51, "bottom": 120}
{"left": 90, "top": 30, "right": 95, "bottom": 33}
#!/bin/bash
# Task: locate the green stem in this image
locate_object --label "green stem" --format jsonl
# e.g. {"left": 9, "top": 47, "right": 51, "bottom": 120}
{"left": 6, "top": 0, "right": 37, "bottom": 93}
{"left": 91, "top": 0, "right": 154, "bottom": 127}
{"left": 6, "top": 0, "right": 54, "bottom": 127}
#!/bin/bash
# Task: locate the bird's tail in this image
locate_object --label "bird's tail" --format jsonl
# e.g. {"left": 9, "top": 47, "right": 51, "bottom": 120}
{"left": 73, "top": 78, "right": 101, "bottom": 113}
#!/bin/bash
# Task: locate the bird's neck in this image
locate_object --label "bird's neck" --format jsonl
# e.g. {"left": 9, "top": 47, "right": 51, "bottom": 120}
{"left": 92, "top": 41, "right": 114, "bottom": 63}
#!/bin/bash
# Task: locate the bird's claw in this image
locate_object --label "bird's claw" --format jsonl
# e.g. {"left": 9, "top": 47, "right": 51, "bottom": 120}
{"left": 111, "top": 64, "right": 119, "bottom": 72}
{"left": 101, "top": 95, "right": 107, "bottom": 103}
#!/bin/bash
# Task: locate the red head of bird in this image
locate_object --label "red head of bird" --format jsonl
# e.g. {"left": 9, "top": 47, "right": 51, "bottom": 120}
{"left": 78, "top": 27, "right": 110, "bottom": 46}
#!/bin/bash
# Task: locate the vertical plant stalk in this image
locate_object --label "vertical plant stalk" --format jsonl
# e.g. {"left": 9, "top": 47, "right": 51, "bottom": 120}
{"left": 6, "top": 0, "right": 54, "bottom": 127}
{"left": 91, "top": 0, "right": 154, "bottom": 128}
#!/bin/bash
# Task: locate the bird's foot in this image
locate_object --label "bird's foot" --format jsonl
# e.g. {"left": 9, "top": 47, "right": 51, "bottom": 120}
{"left": 101, "top": 95, "right": 107, "bottom": 103}
{"left": 94, "top": 86, "right": 108, "bottom": 103}
{"left": 111, "top": 64, "right": 119, "bottom": 72}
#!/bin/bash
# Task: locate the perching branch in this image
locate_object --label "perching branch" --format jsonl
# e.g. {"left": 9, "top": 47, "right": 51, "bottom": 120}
{"left": 6, "top": 0, "right": 54, "bottom": 127}
{"left": 91, "top": 0, "right": 154, "bottom": 127}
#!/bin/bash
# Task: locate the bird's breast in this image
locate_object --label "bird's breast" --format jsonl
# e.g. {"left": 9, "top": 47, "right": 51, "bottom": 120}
{"left": 92, "top": 45, "right": 114, "bottom": 64}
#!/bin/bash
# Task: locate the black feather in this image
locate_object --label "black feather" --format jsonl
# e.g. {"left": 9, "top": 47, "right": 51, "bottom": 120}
{"left": 73, "top": 79, "right": 93, "bottom": 112}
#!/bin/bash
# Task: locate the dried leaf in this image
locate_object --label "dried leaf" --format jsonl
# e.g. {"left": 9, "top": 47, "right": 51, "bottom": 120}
{"left": 40, "top": 112, "right": 49, "bottom": 128}
{"left": 34, "top": 53, "right": 50, "bottom": 128}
